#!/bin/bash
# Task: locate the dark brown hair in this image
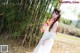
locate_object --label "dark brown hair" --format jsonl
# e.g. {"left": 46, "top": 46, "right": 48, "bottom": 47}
{"left": 48, "top": 8, "right": 61, "bottom": 32}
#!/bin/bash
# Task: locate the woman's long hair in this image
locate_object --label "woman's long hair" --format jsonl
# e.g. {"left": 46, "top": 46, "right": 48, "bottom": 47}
{"left": 48, "top": 8, "right": 61, "bottom": 32}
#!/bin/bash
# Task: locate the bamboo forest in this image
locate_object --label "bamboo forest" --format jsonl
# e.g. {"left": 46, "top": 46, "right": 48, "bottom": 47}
{"left": 0, "top": 0, "right": 80, "bottom": 53}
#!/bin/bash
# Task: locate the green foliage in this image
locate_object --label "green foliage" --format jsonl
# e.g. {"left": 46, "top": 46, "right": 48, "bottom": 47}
{"left": 0, "top": 0, "right": 53, "bottom": 46}
{"left": 52, "top": 0, "right": 60, "bottom": 8}
{"left": 58, "top": 23, "right": 80, "bottom": 37}
{"left": 76, "top": 19, "right": 80, "bottom": 28}
{"left": 0, "top": 0, "right": 60, "bottom": 47}
{"left": 78, "top": 14, "right": 80, "bottom": 18}
{"left": 61, "top": 18, "right": 72, "bottom": 25}
{"left": 12, "top": 31, "right": 20, "bottom": 39}
{"left": 45, "top": 12, "right": 52, "bottom": 20}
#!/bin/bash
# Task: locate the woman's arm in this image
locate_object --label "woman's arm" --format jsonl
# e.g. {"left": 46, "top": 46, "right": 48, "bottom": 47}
{"left": 42, "top": 38, "right": 50, "bottom": 45}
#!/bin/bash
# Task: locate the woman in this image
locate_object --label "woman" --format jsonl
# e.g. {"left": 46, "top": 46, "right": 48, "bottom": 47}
{"left": 33, "top": 8, "right": 61, "bottom": 53}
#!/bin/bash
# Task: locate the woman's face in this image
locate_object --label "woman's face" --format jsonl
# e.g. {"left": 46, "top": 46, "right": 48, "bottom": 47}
{"left": 52, "top": 11, "right": 59, "bottom": 20}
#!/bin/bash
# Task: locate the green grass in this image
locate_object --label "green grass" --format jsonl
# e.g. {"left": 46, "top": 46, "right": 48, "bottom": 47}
{"left": 56, "top": 33, "right": 80, "bottom": 44}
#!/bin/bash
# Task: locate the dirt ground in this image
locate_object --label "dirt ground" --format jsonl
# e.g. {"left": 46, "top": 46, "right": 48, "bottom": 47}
{"left": 51, "top": 40, "right": 80, "bottom": 53}
{"left": 0, "top": 34, "right": 80, "bottom": 53}
{"left": 27, "top": 35, "right": 80, "bottom": 53}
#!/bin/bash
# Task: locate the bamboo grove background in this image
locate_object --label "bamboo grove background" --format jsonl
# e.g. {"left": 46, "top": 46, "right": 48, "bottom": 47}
{"left": 0, "top": 0, "right": 60, "bottom": 47}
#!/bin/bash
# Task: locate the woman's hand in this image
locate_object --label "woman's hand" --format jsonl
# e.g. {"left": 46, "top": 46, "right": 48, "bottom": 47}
{"left": 42, "top": 38, "right": 50, "bottom": 45}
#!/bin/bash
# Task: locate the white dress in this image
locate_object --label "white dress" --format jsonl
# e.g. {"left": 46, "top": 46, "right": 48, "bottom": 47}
{"left": 33, "top": 25, "right": 56, "bottom": 53}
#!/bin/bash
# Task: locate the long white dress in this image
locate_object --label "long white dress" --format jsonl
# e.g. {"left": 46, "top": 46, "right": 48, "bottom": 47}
{"left": 33, "top": 25, "right": 56, "bottom": 53}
